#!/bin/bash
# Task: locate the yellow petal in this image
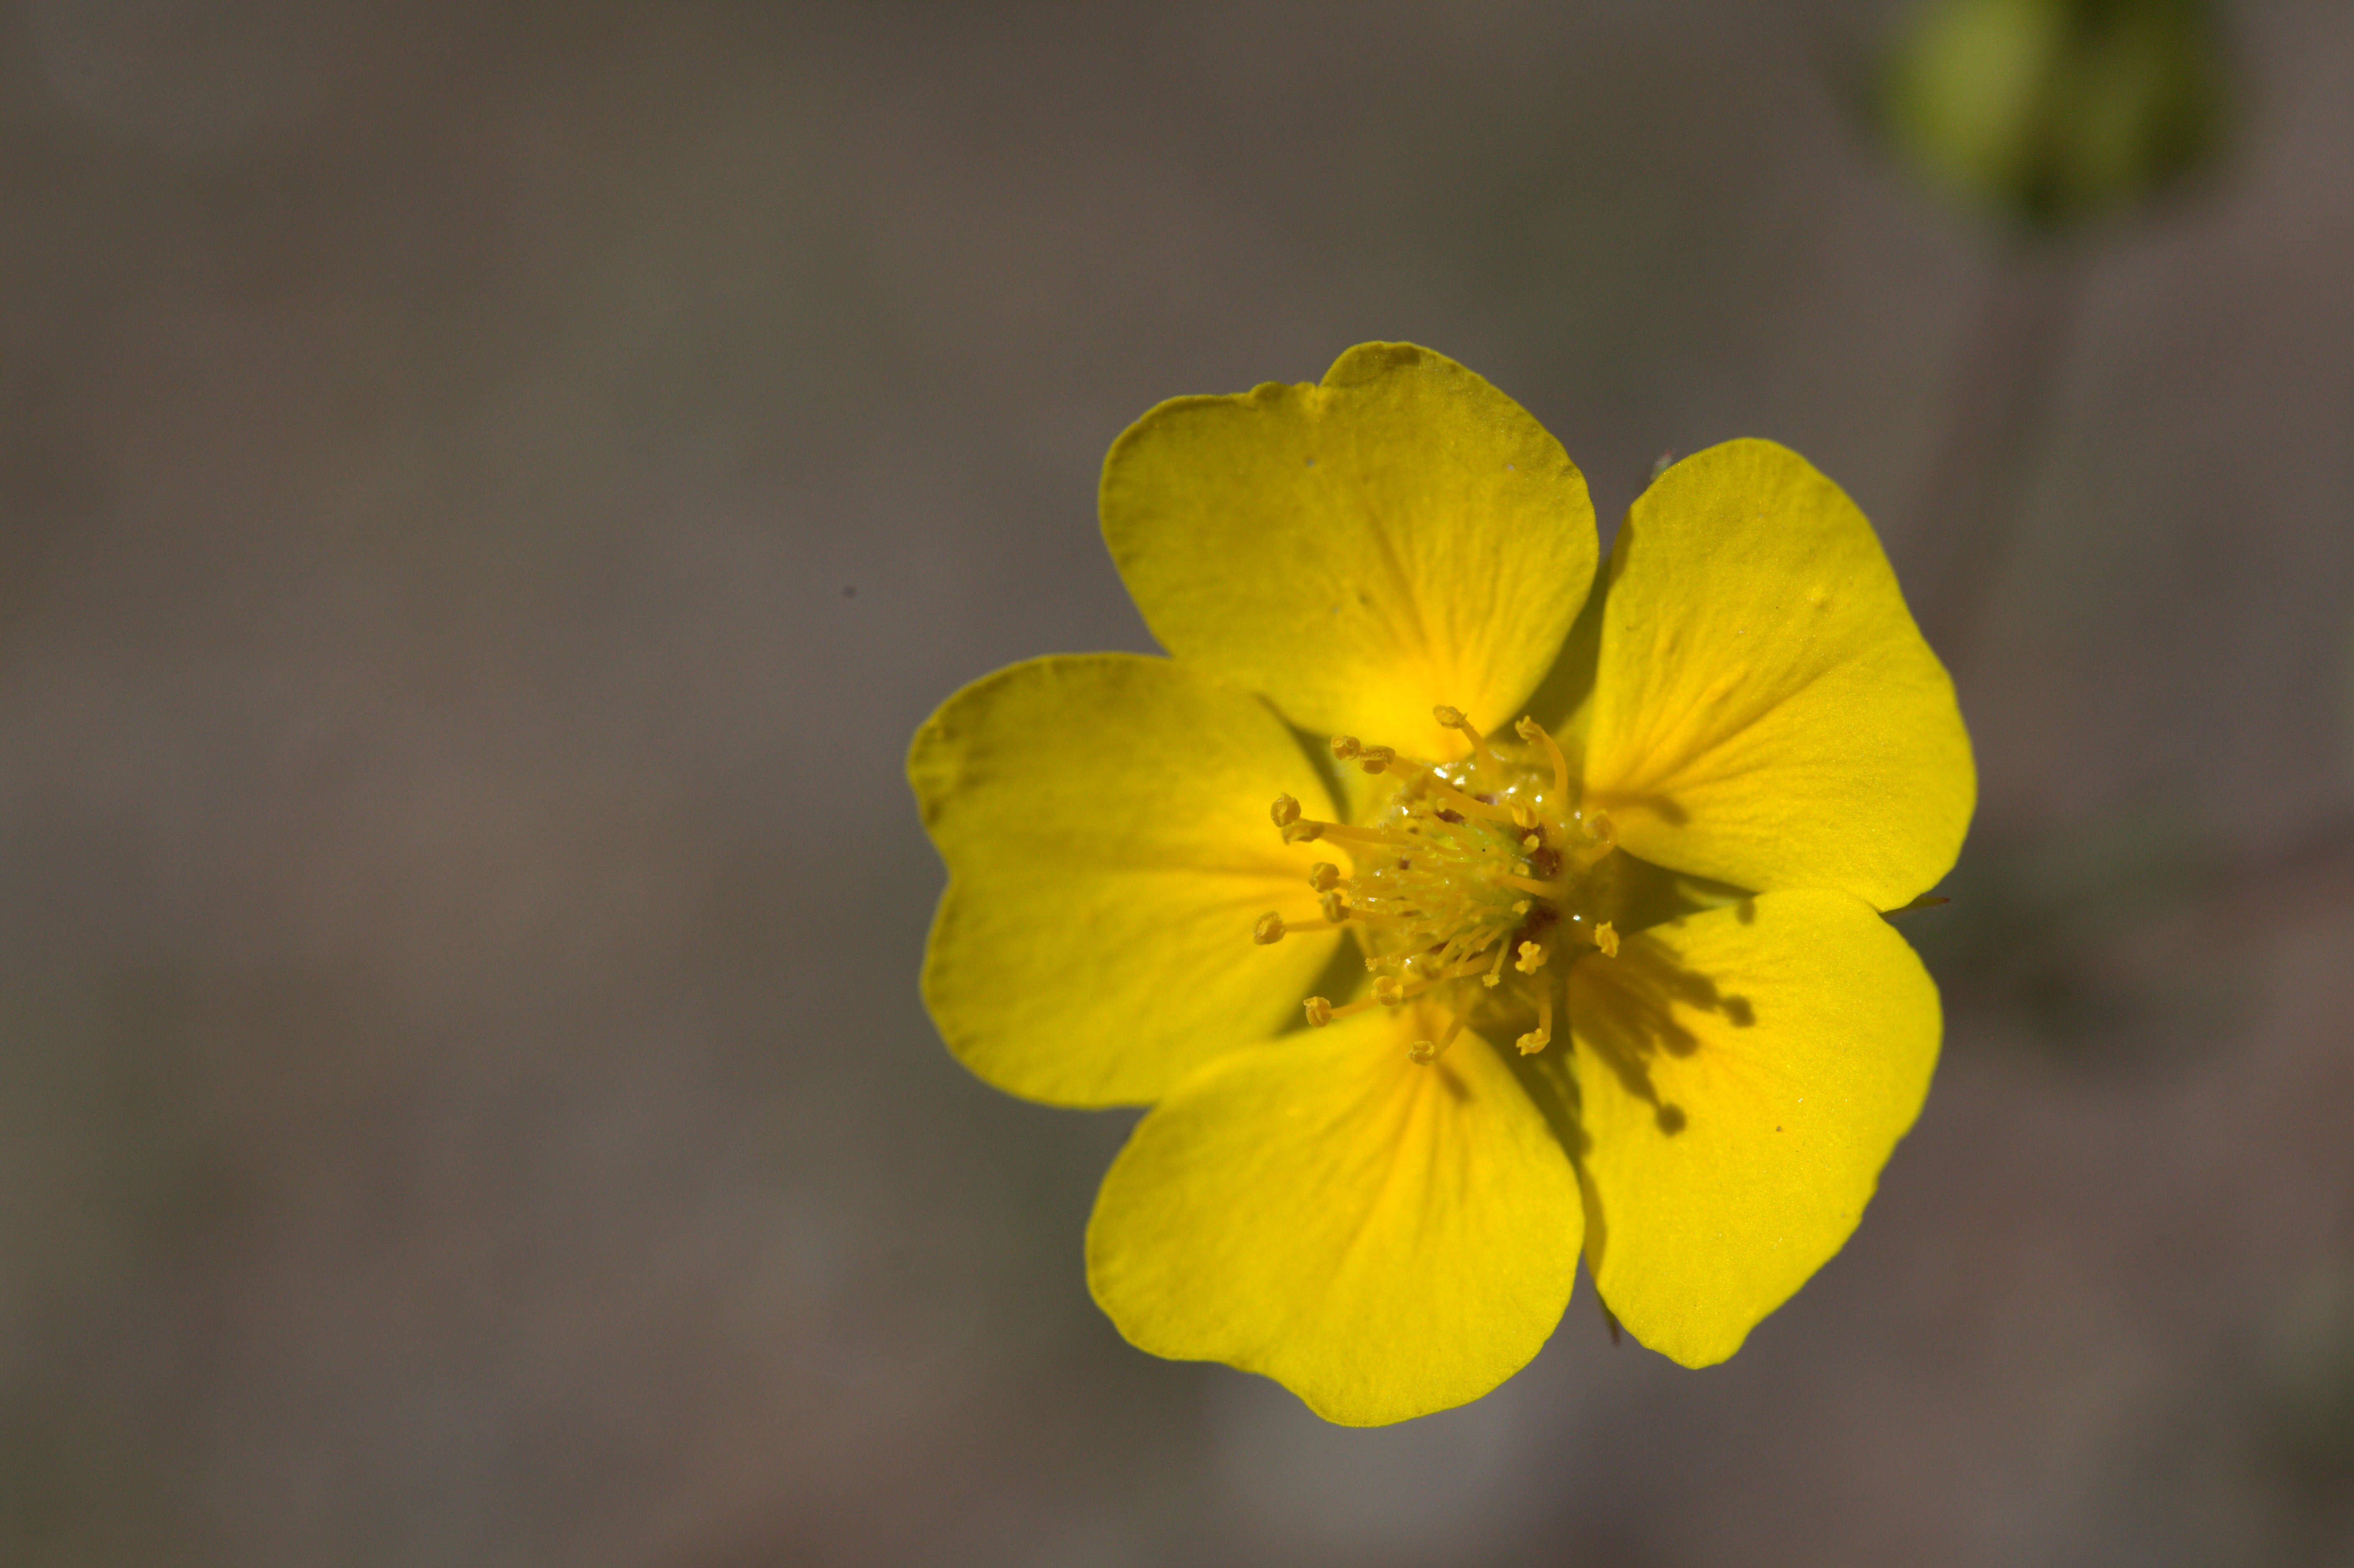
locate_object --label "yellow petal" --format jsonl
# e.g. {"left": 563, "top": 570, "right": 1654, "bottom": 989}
{"left": 911, "top": 653, "right": 1343, "bottom": 1107}
{"left": 1086, "top": 1006, "right": 1584, "bottom": 1426}
{"left": 1565, "top": 887, "right": 1940, "bottom": 1366}
{"left": 1101, "top": 343, "right": 1597, "bottom": 760}
{"left": 1580, "top": 440, "right": 1974, "bottom": 910}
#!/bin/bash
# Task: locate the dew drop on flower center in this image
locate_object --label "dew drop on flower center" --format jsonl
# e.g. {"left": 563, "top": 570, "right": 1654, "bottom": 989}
{"left": 1254, "top": 705, "right": 1622, "bottom": 1063}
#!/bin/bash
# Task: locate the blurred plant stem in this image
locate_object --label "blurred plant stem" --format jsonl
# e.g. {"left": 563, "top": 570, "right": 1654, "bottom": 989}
{"left": 1909, "top": 241, "right": 2084, "bottom": 672}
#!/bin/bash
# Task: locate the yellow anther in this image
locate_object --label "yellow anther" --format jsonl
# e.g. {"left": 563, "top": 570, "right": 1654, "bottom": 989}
{"left": 1307, "top": 862, "right": 1342, "bottom": 892}
{"left": 1253, "top": 912, "right": 1286, "bottom": 945}
{"left": 1515, "top": 1024, "right": 1551, "bottom": 1056}
{"left": 1512, "top": 900, "right": 1531, "bottom": 914}
{"left": 1509, "top": 801, "right": 1537, "bottom": 830}
{"left": 1371, "top": 976, "right": 1405, "bottom": 1006}
{"left": 1303, "top": 996, "right": 1333, "bottom": 1027}
{"left": 1515, "top": 940, "right": 1548, "bottom": 974}
{"left": 1319, "top": 890, "right": 1349, "bottom": 924}
{"left": 1330, "top": 735, "right": 1362, "bottom": 760}
{"left": 1436, "top": 704, "right": 1499, "bottom": 767}
{"left": 1563, "top": 810, "right": 1618, "bottom": 869}
{"left": 1270, "top": 794, "right": 1302, "bottom": 828}
{"left": 1281, "top": 820, "right": 1324, "bottom": 844}
{"left": 1594, "top": 920, "right": 1620, "bottom": 957}
{"left": 1520, "top": 833, "right": 1540, "bottom": 851}
{"left": 1409, "top": 1010, "right": 1469, "bottom": 1065}
{"left": 1358, "top": 745, "right": 1396, "bottom": 774}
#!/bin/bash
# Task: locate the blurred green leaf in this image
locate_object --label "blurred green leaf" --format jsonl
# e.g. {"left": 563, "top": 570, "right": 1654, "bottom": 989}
{"left": 1881, "top": 0, "right": 2229, "bottom": 231}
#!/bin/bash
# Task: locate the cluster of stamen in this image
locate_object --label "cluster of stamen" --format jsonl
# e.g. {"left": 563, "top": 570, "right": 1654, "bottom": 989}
{"left": 1254, "top": 706, "right": 1621, "bottom": 1064}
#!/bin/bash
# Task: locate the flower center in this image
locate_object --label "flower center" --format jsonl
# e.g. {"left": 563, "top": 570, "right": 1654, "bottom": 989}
{"left": 1256, "top": 706, "right": 1620, "bottom": 1064}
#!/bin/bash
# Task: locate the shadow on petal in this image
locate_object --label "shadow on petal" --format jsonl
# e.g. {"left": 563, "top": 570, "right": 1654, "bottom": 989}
{"left": 1567, "top": 905, "right": 1759, "bottom": 1136}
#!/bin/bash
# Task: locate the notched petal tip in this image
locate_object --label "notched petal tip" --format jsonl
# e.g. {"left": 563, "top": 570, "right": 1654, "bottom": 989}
{"left": 1099, "top": 343, "right": 1599, "bottom": 751}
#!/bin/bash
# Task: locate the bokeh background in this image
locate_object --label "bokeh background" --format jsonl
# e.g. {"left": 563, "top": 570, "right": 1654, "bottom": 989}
{"left": 5, "top": 0, "right": 2352, "bottom": 1563}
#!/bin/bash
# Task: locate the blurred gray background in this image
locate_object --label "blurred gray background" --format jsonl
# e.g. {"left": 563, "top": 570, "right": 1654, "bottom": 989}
{"left": 4, "top": 1, "right": 2351, "bottom": 1563}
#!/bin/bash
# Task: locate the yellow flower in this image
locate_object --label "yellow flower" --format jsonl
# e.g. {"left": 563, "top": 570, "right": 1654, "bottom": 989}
{"left": 909, "top": 344, "right": 1974, "bottom": 1426}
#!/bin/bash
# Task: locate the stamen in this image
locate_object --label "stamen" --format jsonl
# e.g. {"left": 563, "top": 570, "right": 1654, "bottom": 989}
{"left": 1357, "top": 745, "right": 1397, "bottom": 774}
{"left": 1424, "top": 927, "right": 1503, "bottom": 974}
{"left": 1330, "top": 735, "right": 1362, "bottom": 761}
{"left": 1514, "top": 715, "right": 1572, "bottom": 800}
{"left": 1270, "top": 794, "right": 1302, "bottom": 828}
{"left": 1482, "top": 940, "right": 1510, "bottom": 987}
{"left": 1322, "top": 951, "right": 1497, "bottom": 1026}
{"left": 1515, "top": 939, "right": 1548, "bottom": 974}
{"left": 1319, "top": 890, "right": 1349, "bottom": 923}
{"left": 1418, "top": 774, "right": 1517, "bottom": 824}
{"left": 1422, "top": 958, "right": 1502, "bottom": 991}
{"left": 1292, "top": 819, "right": 1408, "bottom": 848}
{"left": 1407, "top": 1009, "right": 1469, "bottom": 1066}
{"left": 1518, "top": 984, "right": 1555, "bottom": 1055}
{"left": 1594, "top": 920, "right": 1620, "bottom": 957}
{"left": 1433, "top": 704, "right": 1500, "bottom": 770}
{"left": 1560, "top": 811, "right": 1617, "bottom": 870}
{"left": 1358, "top": 958, "right": 1501, "bottom": 1016}
{"left": 1307, "top": 862, "right": 1342, "bottom": 892}
{"left": 1253, "top": 912, "right": 1286, "bottom": 945}
{"left": 1303, "top": 996, "right": 1333, "bottom": 1027}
